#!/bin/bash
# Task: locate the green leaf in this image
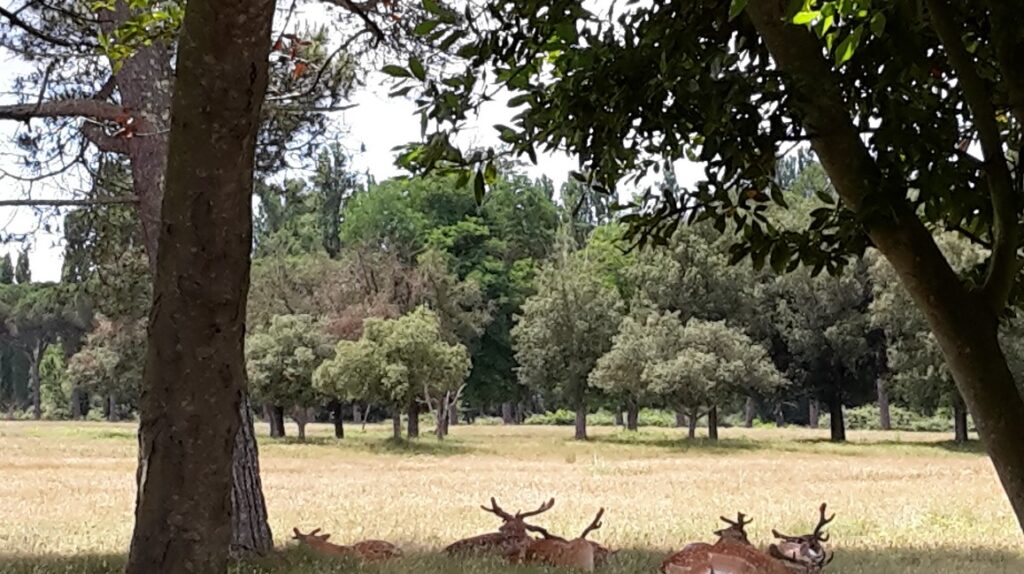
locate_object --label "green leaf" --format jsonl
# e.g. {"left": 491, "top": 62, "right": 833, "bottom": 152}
{"left": 728, "top": 0, "right": 749, "bottom": 20}
{"left": 792, "top": 10, "right": 820, "bottom": 25}
{"left": 409, "top": 57, "right": 426, "bottom": 81}
{"left": 834, "top": 25, "right": 864, "bottom": 67}
{"left": 382, "top": 65, "right": 412, "bottom": 78}
{"left": 474, "top": 170, "right": 485, "bottom": 205}
{"left": 815, "top": 190, "right": 836, "bottom": 205}
{"left": 869, "top": 12, "right": 886, "bottom": 37}
{"left": 414, "top": 20, "right": 440, "bottom": 36}
{"left": 484, "top": 160, "right": 498, "bottom": 185}
{"left": 770, "top": 243, "right": 792, "bottom": 274}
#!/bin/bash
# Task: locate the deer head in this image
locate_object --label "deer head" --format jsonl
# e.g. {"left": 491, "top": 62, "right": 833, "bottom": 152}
{"left": 713, "top": 512, "right": 753, "bottom": 545}
{"left": 481, "top": 497, "right": 556, "bottom": 538}
{"left": 769, "top": 503, "right": 836, "bottom": 572}
{"left": 292, "top": 527, "right": 330, "bottom": 544}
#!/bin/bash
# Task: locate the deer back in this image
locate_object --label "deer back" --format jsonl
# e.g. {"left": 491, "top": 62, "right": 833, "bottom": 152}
{"left": 350, "top": 540, "right": 402, "bottom": 561}
{"left": 443, "top": 531, "right": 531, "bottom": 557}
{"left": 524, "top": 538, "right": 596, "bottom": 572}
{"left": 661, "top": 540, "right": 794, "bottom": 574}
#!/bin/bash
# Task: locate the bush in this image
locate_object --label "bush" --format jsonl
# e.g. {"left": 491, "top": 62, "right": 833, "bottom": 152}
{"left": 523, "top": 408, "right": 680, "bottom": 427}
{"left": 823, "top": 404, "right": 957, "bottom": 432}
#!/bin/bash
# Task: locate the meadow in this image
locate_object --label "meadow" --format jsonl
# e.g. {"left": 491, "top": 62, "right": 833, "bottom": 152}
{"left": 0, "top": 420, "right": 1021, "bottom": 573}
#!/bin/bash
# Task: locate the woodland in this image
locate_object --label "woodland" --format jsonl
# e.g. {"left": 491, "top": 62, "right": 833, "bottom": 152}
{"left": 1, "top": 0, "right": 1023, "bottom": 573}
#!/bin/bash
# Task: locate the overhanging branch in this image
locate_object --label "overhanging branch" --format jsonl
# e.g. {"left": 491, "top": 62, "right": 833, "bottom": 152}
{"left": 0, "top": 99, "right": 126, "bottom": 122}
{"left": 0, "top": 6, "right": 99, "bottom": 49}
{"left": 0, "top": 197, "right": 138, "bottom": 207}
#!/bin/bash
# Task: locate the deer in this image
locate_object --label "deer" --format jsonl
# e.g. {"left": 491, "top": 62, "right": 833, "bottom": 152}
{"left": 660, "top": 504, "right": 836, "bottom": 574}
{"left": 518, "top": 508, "right": 615, "bottom": 571}
{"left": 443, "top": 497, "right": 555, "bottom": 559}
{"left": 291, "top": 527, "right": 402, "bottom": 562}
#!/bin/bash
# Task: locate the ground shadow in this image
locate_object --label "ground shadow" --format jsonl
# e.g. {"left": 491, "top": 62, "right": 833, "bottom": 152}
{"left": 259, "top": 435, "right": 472, "bottom": 456}
{"left": 2, "top": 546, "right": 1021, "bottom": 574}
{"left": 794, "top": 437, "right": 987, "bottom": 454}
{"left": 589, "top": 433, "right": 763, "bottom": 453}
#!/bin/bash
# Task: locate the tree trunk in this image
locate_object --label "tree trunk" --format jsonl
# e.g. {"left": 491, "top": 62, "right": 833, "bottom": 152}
{"left": 407, "top": 400, "right": 420, "bottom": 438}
{"left": 108, "top": 395, "right": 117, "bottom": 422}
{"left": 265, "top": 405, "right": 285, "bottom": 438}
{"left": 123, "top": 1, "right": 275, "bottom": 571}
{"left": 448, "top": 402, "right": 458, "bottom": 426}
{"left": 70, "top": 386, "right": 83, "bottom": 420}
{"left": 515, "top": 402, "right": 524, "bottom": 424}
{"left": 391, "top": 407, "right": 402, "bottom": 440}
{"left": 954, "top": 394, "right": 970, "bottom": 444}
{"left": 877, "top": 379, "right": 892, "bottom": 431}
{"left": 29, "top": 341, "right": 41, "bottom": 420}
{"left": 749, "top": 0, "right": 1024, "bottom": 531}
{"left": 707, "top": 406, "right": 719, "bottom": 441}
{"left": 675, "top": 408, "right": 686, "bottom": 428}
{"left": 687, "top": 411, "right": 699, "bottom": 440}
{"left": 353, "top": 404, "right": 362, "bottom": 424}
{"left": 626, "top": 401, "right": 639, "bottom": 431}
{"left": 828, "top": 394, "right": 846, "bottom": 443}
{"left": 614, "top": 410, "right": 624, "bottom": 427}
{"left": 501, "top": 401, "right": 514, "bottom": 424}
{"left": 329, "top": 401, "right": 344, "bottom": 439}
{"left": 230, "top": 395, "right": 272, "bottom": 556}
{"left": 743, "top": 397, "right": 756, "bottom": 428}
{"left": 808, "top": 399, "right": 820, "bottom": 429}
{"left": 574, "top": 405, "right": 587, "bottom": 440}
{"left": 774, "top": 403, "right": 786, "bottom": 427}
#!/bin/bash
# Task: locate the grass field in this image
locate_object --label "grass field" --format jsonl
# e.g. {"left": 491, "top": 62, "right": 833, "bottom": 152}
{"left": 0, "top": 420, "right": 1021, "bottom": 573}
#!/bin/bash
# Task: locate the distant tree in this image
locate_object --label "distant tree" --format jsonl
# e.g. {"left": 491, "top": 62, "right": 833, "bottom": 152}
{"left": 67, "top": 317, "right": 145, "bottom": 422}
{"left": 642, "top": 319, "right": 786, "bottom": 440}
{"left": 513, "top": 244, "right": 622, "bottom": 439}
{"left": 246, "top": 315, "right": 334, "bottom": 441}
{"left": 0, "top": 254, "right": 13, "bottom": 285}
{"left": 39, "top": 346, "right": 70, "bottom": 419}
{"left": 14, "top": 251, "right": 30, "bottom": 284}
{"left": 313, "top": 143, "right": 359, "bottom": 260}
{"left": 314, "top": 307, "right": 470, "bottom": 440}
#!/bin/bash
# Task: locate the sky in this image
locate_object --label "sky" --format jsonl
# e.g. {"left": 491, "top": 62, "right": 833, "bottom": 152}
{"left": 0, "top": 2, "right": 702, "bottom": 282}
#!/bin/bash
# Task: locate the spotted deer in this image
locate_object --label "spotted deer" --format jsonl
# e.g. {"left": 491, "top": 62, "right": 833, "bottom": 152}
{"left": 519, "top": 508, "right": 614, "bottom": 571}
{"left": 291, "top": 527, "right": 402, "bottom": 561}
{"left": 660, "top": 504, "right": 835, "bottom": 574}
{"left": 443, "top": 497, "right": 555, "bottom": 558}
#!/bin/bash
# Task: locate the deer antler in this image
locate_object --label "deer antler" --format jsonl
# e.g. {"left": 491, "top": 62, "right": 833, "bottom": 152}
{"left": 812, "top": 503, "right": 835, "bottom": 542}
{"left": 719, "top": 512, "right": 753, "bottom": 529}
{"left": 579, "top": 508, "right": 605, "bottom": 540}
{"left": 524, "top": 523, "right": 562, "bottom": 540}
{"left": 481, "top": 498, "right": 515, "bottom": 521}
{"left": 516, "top": 498, "right": 556, "bottom": 519}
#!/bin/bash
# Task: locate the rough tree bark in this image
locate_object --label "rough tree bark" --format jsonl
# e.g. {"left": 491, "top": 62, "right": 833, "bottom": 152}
{"left": 265, "top": 405, "right": 285, "bottom": 438}
{"left": 877, "top": 379, "right": 892, "bottom": 431}
{"left": 707, "top": 406, "right": 719, "bottom": 441}
{"left": 574, "top": 404, "right": 588, "bottom": 440}
{"left": 626, "top": 400, "right": 639, "bottom": 431}
{"left": 123, "top": 0, "right": 275, "bottom": 571}
{"left": 231, "top": 397, "right": 272, "bottom": 556}
{"left": 749, "top": 0, "right": 1024, "bottom": 531}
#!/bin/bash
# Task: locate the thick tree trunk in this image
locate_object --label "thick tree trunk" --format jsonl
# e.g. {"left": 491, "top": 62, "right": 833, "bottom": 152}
{"left": 329, "top": 400, "right": 344, "bottom": 439}
{"left": 574, "top": 405, "right": 588, "bottom": 441}
{"left": 407, "top": 400, "right": 420, "bottom": 438}
{"left": 744, "top": 397, "right": 756, "bottom": 428}
{"left": 707, "top": 406, "right": 719, "bottom": 441}
{"left": 687, "top": 411, "right": 698, "bottom": 440}
{"left": 123, "top": 1, "right": 275, "bottom": 571}
{"left": 828, "top": 394, "right": 846, "bottom": 443}
{"left": 501, "top": 401, "right": 514, "bottom": 424}
{"left": 749, "top": 0, "right": 1024, "bottom": 531}
{"left": 265, "top": 405, "right": 285, "bottom": 438}
{"left": 877, "top": 379, "right": 892, "bottom": 431}
{"left": 107, "top": 395, "right": 117, "bottom": 422}
{"left": 391, "top": 407, "right": 402, "bottom": 440}
{"left": 626, "top": 401, "right": 639, "bottom": 431}
{"left": 954, "top": 394, "right": 970, "bottom": 444}
{"left": 29, "top": 342, "right": 41, "bottom": 420}
{"left": 230, "top": 396, "right": 272, "bottom": 556}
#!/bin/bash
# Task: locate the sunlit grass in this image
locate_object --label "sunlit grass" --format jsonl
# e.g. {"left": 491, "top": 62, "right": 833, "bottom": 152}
{"left": 0, "top": 420, "right": 1020, "bottom": 573}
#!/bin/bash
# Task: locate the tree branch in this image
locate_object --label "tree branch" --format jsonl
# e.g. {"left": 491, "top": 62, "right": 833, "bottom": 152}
{"left": 928, "top": 0, "right": 1018, "bottom": 312}
{"left": 319, "top": 0, "right": 386, "bottom": 43}
{"left": 984, "top": 0, "right": 1024, "bottom": 126}
{"left": 0, "top": 6, "right": 98, "bottom": 49}
{"left": 0, "top": 197, "right": 138, "bottom": 207}
{"left": 0, "top": 99, "right": 126, "bottom": 122}
{"left": 82, "top": 121, "right": 129, "bottom": 154}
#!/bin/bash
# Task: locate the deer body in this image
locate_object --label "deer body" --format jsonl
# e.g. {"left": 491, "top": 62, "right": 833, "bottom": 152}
{"left": 519, "top": 508, "right": 612, "bottom": 571}
{"left": 444, "top": 498, "right": 554, "bottom": 559}
{"left": 292, "top": 528, "right": 401, "bottom": 562}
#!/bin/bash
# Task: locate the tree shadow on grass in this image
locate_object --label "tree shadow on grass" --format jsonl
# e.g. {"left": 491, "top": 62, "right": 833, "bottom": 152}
{"left": 589, "top": 433, "right": 764, "bottom": 453}
{"left": 260, "top": 435, "right": 473, "bottom": 456}
{"left": 794, "top": 437, "right": 988, "bottom": 454}
{"left": 2, "top": 546, "right": 1021, "bottom": 574}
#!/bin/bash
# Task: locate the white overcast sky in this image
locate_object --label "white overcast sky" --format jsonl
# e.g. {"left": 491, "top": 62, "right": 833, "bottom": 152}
{"left": 0, "top": 1, "right": 702, "bottom": 282}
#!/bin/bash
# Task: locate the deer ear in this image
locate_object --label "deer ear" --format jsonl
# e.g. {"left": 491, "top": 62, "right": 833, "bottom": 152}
{"left": 319, "top": 534, "right": 331, "bottom": 541}
{"left": 292, "top": 528, "right": 302, "bottom": 538}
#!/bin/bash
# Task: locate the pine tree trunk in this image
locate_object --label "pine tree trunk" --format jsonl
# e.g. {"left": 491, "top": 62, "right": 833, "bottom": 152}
{"left": 808, "top": 400, "right": 820, "bottom": 429}
{"left": 329, "top": 400, "right": 344, "bottom": 439}
{"left": 877, "top": 379, "right": 892, "bottom": 431}
{"left": 626, "top": 401, "right": 639, "bottom": 431}
{"left": 230, "top": 395, "right": 272, "bottom": 556}
{"left": 574, "top": 404, "right": 588, "bottom": 440}
{"left": 123, "top": 0, "right": 275, "bottom": 569}
{"left": 954, "top": 394, "right": 970, "bottom": 444}
{"left": 391, "top": 407, "right": 402, "bottom": 440}
{"left": 687, "top": 411, "right": 699, "bottom": 440}
{"left": 707, "top": 406, "right": 719, "bottom": 441}
{"left": 407, "top": 400, "right": 420, "bottom": 438}
{"left": 501, "top": 401, "right": 514, "bottom": 424}
{"left": 743, "top": 397, "right": 756, "bottom": 428}
{"left": 828, "top": 394, "right": 846, "bottom": 443}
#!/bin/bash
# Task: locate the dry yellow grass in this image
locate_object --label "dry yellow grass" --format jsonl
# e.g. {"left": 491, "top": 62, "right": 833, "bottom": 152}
{"left": 0, "top": 420, "right": 1021, "bottom": 573}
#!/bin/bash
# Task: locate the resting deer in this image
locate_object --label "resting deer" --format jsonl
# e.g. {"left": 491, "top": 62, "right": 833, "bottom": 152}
{"left": 443, "top": 497, "right": 555, "bottom": 558}
{"left": 291, "top": 527, "right": 402, "bottom": 562}
{"left": 660, "top": 504, "right": 835, "bottom": 574}
{"left": 520, "top": 508, "right": 615, "bottom": 571}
